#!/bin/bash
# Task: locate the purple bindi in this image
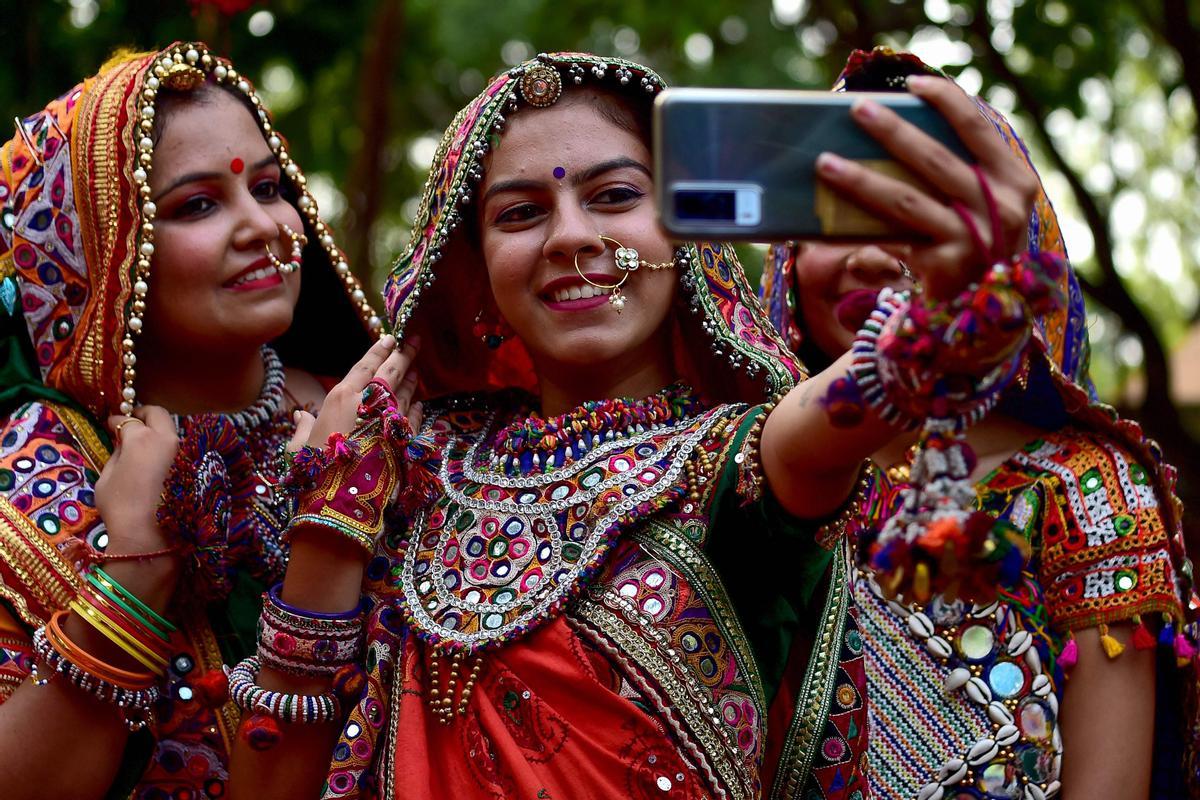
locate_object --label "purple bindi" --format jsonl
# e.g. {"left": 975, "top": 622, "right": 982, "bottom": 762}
{"left": 553, "top": 166, "right": 566, "bottom": 180}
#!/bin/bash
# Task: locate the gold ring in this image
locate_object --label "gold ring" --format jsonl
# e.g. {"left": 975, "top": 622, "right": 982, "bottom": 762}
{"left": 115, "top": 418, "right": 143, "bottom": 441}
{"left": 574, "top": 237, "right": 628, "bottom": 291}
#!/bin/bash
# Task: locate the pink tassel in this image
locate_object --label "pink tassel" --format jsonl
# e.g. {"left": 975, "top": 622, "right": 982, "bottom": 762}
{"left": 328, "top": 433, "right": 356, "bottom": 464}
{"left": 1175, "top": 633, "right": 1198, "bottom": 668}
{"left": 1058, "top": 636, "right": 1078, "bottom": 671}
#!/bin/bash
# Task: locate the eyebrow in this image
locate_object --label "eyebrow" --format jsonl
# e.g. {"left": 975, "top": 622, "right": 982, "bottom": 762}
{"left": 152, "top": 154, "right": 278, "bottom": 201}
{"left": 482, "top": 156, "right": 652, "bottom": 206}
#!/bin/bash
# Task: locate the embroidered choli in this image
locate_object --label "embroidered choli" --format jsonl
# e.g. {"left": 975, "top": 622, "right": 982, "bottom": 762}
{"left": 320, "top": 395, "right": 834, "bottom": 800}
{"left": 854, "top": 428, "right": 1186, "bottom": 800}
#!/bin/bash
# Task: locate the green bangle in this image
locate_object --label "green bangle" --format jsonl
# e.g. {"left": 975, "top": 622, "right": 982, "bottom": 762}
{"left": 84, "top": 571, "right": 170, "bottom": 641}
{"left": 90, "top": 567, "right": 177, "bottom": 635}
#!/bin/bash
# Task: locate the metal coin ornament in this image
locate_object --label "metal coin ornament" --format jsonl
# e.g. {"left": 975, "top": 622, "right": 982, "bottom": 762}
{"left": 162, "top": 62, "right": 206, "bottom": 91}
{"left": 519, "top": 64, "right": 563, "bottom": 108}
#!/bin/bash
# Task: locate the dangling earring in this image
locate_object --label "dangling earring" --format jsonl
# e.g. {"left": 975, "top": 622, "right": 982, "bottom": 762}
{"left": 573, "top": 235, "right": 676, "bottom": 313}
{"left": 473, "top": 308, "right": 506, "bottom": 349}
{"left": 266, "top": 223, "right": 307, "bottom": 275}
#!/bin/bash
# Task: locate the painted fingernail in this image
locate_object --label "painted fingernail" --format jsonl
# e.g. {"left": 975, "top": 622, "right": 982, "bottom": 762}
{"left": 851, "top": 99, "right": 880, "bottom": 120}
{"left": 816, "top": 153, "right": 845, "bottom": 176}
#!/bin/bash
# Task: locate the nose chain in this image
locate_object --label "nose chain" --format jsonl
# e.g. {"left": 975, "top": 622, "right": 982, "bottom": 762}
{"left": 574, "top": 235, "right": 677, "bottom": 313}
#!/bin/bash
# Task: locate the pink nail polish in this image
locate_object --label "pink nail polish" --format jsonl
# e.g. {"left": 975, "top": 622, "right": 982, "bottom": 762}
{"left": 852, "top": 99, "right": 879, "bottom": 120}
{"left": 816, "top": 153, "right": 844, "bottom": 176}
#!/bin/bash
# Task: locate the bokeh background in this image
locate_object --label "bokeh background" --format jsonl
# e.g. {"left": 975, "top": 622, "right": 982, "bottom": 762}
{"left": 3, "top": 0, "right": 1198, "bottom": 548}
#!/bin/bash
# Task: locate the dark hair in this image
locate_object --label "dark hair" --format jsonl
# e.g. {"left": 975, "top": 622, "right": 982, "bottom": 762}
{"left": 572, "top": 86, "right": 652, "bottom": 147}
{"left": 150, "top": 78, "right": 262, "bottom": 147}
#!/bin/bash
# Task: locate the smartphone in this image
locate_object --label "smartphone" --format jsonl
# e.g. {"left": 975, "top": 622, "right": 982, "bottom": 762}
{"left": 653, "top": 87, "right": 974, "bottom": 241}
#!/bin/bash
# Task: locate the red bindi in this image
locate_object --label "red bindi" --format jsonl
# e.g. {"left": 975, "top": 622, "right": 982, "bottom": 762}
{"left": 230, "top": 157, "right": 244, "bottom": 174}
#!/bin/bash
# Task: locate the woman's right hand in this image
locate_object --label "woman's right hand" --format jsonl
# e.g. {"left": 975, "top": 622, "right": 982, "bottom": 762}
{"left": 289, "top": 333, "right": 422, "bottom": 451}
{"left": 94, "top": 405, "right": 179, "bottom": 554}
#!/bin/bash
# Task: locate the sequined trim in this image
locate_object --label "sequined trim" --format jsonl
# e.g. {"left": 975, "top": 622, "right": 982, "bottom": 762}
{"left": 768, "top": 537, "right": 851, "bottom": 800}
{"left": 572, "top": 594, "right": 753, "bottom": 799}
{"left": 635, "top": 520, "right": 765, "bottom": 710}
{"left": 0, "top": 494, "right": 82, "bottom": 627}
{"left": 401, "top": 407, "right": 724, "bottom": 651}
{"left": 42, "top": 401, "right": 110, "bottom": 472}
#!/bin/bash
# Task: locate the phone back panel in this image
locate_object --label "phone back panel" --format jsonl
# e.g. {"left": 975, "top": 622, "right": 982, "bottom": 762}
{"left": 653, "top": 88, "right": 974, "bottom": 241}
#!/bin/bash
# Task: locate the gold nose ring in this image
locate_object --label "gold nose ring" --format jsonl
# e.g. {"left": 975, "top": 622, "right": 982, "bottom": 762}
{"left": 573, "top": 235, "right": 675, "bottom": 313}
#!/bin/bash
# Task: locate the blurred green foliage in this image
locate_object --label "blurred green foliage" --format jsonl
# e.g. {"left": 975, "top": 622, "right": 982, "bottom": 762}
{"left": 4, "top": 0, "right": 1200, "bottom": 543}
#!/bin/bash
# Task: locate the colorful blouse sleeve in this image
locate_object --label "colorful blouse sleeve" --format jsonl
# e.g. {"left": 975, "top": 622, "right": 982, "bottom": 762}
{"left": 1023, "top": 431, "right": 1184, "bottom": 633}
{"left": 0, "top": 401, "right": 104, "bottom": 631}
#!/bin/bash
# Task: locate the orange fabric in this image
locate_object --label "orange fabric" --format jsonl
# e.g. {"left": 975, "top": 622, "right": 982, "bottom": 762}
{"left": 387, "top": 617, "right": 709, "bottom": 799}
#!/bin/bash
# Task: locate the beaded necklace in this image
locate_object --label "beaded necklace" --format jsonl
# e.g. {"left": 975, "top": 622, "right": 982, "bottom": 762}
{"left": 400, "top": 384, "right": 722, "bottom": 653}
{"left": 489, "top": 382, "right": 704, "bottom": 474}
{"left": 161, "top": 346, "right": 297, "bottom": 599}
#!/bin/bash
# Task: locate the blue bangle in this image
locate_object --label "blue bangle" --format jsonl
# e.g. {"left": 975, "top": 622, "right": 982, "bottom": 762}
{"left": 267, "top": 583, "right": 367, "bottom": 620}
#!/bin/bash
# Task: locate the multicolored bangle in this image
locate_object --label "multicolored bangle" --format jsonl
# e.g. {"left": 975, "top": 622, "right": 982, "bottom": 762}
{"left": 90, "top": 567, "right": 177, "bottom": 637}
{"left": 849, "top": 282, "right": 1027, "bottom": 433}
{"left": 68, "top": 598, "right": 168, "bottom": 676}
{"left": 257, "top": 584, "right": 366, "bottom": 677}
{"left": 228, "top": 656, "right": 340, "bottom": 724}
{"left": 32, "top": 612, "right": 159, "bottom": 731}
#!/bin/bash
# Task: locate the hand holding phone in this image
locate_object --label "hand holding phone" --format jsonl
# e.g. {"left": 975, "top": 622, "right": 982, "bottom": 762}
{"left": 813, "top": 75, "right": 1040, "bottom": 298}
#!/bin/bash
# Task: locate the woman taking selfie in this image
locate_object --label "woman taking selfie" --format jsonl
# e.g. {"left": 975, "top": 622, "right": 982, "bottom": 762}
{"left": 229, "top": 50, "right": 1057, "bottom": 799}
{"left": 761, "top": 47, "right": 1199, "bottom": 800}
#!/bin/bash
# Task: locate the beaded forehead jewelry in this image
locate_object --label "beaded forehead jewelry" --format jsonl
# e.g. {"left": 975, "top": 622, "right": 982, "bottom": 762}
{"left": 119, "top": 44, "right": 382, "bottom": 415}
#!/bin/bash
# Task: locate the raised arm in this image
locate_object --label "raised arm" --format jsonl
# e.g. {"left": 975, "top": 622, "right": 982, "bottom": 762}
{"left": 229, "top": 333, "right": 420, "bottom": 799}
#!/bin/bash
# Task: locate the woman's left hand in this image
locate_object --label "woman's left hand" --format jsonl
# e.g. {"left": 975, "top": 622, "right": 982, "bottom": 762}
{"left": 815, "top": 75, "right": 1040, "bottom": 299}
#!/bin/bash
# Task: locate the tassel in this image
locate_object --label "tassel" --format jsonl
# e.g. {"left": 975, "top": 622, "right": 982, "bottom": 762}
{"left": 1099, "top": 623, "right": 1125, "bottom": 659}
{"left": 1175, "top": 633, "right": 1198, "bottom": 668}
{"left": 1159, "top": 615, "right": 1176, "bottom": 647}
{"left": 1131, "top": 615, "right": 1157, "bottom": 650}
{"left": 191, "top": 668, "right": 230, "bottom": 708}
{"left": 239, "top": 713, "right": 282, "bottom": 750}
{"left": 912, "top": 562, "right": 932, "bottom": 604}
{"left": 1058, "top": 636, "right": 1078, "bottom": 671}
{"left": 328, "top": 433, "right": 356, "bottom": 464}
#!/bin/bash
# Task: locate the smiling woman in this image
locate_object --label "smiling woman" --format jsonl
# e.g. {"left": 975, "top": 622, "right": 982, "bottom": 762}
{"left": 229, "top": 50, "right": 1060, "bottom": 800}
{"left": 0, "top": 42, "right": 376, "bottom": 799}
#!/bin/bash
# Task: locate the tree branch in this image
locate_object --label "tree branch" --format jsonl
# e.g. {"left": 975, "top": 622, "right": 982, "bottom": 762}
{"left": 342, "top": 0, "right": 404, "bottom": 291}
